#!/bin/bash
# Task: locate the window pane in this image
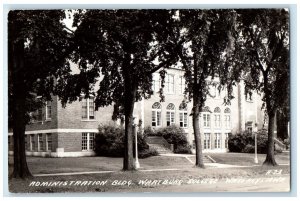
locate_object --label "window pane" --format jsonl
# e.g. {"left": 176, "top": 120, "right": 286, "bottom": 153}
{"left": 157, "top": 111, "right": 161, "bottom": 126}
{"left": 171, "top": 112, "right": 175, "bottom": 123}
{"left": 47, "top": 133, "right": 52, "bottom": 151}
{"left": 82, "top": 100, "right": 87, "bottom": 119}
{"left": 152, "top": 111, "right": 156, "bottom": 126}
{"left": 38, "top": 134, "right": 43, "bottom": 151}
{"left": 82, "top": 133, "right": 88, "bottom": 150}
{"left": 89, "top": 133, "right": 95, "bottom": 150}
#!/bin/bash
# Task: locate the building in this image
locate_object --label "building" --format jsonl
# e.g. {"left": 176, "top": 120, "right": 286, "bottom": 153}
{"left": 8, "top": 67, "right": 266, "bottom": 157}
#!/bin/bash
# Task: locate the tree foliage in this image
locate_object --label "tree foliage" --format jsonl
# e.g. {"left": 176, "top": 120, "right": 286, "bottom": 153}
{"left": 235, "top": 9, "right": 289, "bottom": 165}
{"left": 177, "top": 10, "right": 238, "bottom": 167}
{"left": 57, "top": 10, "right": 181, "bottom": 170}
{"left": 8, "top": 10, "right": 72, "bottom": 178}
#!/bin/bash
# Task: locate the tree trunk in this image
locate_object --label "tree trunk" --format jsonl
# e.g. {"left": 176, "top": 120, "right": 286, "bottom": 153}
{"left": 193, "top": 105, "right": 205, "bottom": 168}
{"left": 122, "top": 70, "right": 137, "bottom": 171}
{"left": 192, "top": 55, "right": 204, "bottom": 168}
{"left": 263, "top": 110, "right": 278, "bottom": 166}
{"left": 276, "top": 110, "right": 288, "bottom": 140}
{"left": 11, "top": 37, "right": 32, "bottom": 178}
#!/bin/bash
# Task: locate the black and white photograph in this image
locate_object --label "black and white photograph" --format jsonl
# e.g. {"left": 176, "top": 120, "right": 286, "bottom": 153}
{"left": 4, "top": 3, "right": 295, "bottom": 195}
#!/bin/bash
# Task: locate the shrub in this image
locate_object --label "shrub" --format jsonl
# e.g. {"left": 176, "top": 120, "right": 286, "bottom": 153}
{"left": 228, "top": 132, "right": 253, "bottom": 153}
{"left": 256, "top": 130, "right": 268, "bottom": 153}
{"left": 138, "top": 147, "right": 159, "bottom": 158}
{"left": 283, "top": 137, "right": 290, "bottom": 149}
{"left": 242, "top": 144, "right": 255, "bottom": 153}
{"left": 228, "top": 129, "right": 268, "bottom": 154}
{"left": 174, "top": 144, "right": 192, "bottom": 154}
{"left": 143, "top": 126, "right": 160, "bottom": 137}
{"left": 94, "top": 125, "right": 157, "bottom": 158}
{"left": 156, "top": 125, "right": 191, "bottom": 154}
{"left": 94, "top": 125, "right": 124, "bottom": 157}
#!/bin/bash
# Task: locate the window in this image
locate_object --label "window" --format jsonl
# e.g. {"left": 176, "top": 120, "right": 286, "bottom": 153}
{"left": 152, "top": 73, "right": 160, "bottom": 92}
{"left": 82, "top": 133, "right": 95, "bottom": 151}
{"left": 166, "top": 103, "right": 175, "bottom": 126}
{"left": 46, "top": 133, "right": 52, "bottom": 151}
{"left": 202, "top": 106, "right": 211, "bottom": 128}
{"left": 214, "top": 107, "right": 221, "bottom": 128}
{"left": 165, "top": 74, "right": 174, "bottom": 94}
{"left": 46, "top": 101, "right": 52, "bottom": 120}
{"left": 204, "top": 133, "right": 211, "bottom": 149}
{"left": 225, "top": 133, "right": 230, "bottom": 149}
{"left": 8, "top": 136, "right": 11, "bottom": 148}
{"left": 203, "top": 114, "right": 210, "bottom": 128}
{"left": 38, "top": 134, "right": 43, "bottom": 151}
{"left": 179, "top": 103, "right": 188, "bottom": 128}
{"left": 179, "top": 76, "right": 185, "bottom": 94}
{"left": 224, "top": 108, "right": 231, "bottom": 129}
{"left": 82, "top": 98, "right": 95, "bottom": 120}
{"left": 30, "top": 135, "right": 34, "bottom": 151}
{"left": 214, "top": 133, "right": 221, "bottom": 149}
{"left": 152, "top": 102, "right": 161, "bottom": 127}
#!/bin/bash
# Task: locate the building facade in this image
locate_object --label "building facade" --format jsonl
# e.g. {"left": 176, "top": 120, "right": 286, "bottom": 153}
{"left": 8, "top": 67, "right": 266, "bottom": 157}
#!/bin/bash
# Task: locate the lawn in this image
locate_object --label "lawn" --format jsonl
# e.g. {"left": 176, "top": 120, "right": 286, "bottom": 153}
{"left": 7, "top": 152, "right": 290, "bottom": 193}
{"left": 9, "top": 165, "right": 290, "bottom": 193}
{"left": 8, "top": 152, "right": 290, "bottom": 175}
{"left": 206, "top": 152, "right": 290, "bottom": 166}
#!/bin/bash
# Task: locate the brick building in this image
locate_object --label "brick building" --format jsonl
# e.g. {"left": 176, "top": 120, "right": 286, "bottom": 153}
{"left": 8, "top": 67, "right": 266, "bottom": 157}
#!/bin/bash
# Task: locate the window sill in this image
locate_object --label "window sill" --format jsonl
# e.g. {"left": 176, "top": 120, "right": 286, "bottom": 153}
{"left": 81, "top": 119, "right": 97, "bottom": 122}
{"left": 45, "top": 119, "right": 52, "bottom": 122}
{"left": 81, "top": 150, "right": 94, "bottom": 152}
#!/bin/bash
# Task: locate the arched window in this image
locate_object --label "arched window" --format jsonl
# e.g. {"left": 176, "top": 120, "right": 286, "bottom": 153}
{"left": 152, "top": 102, "right": 161, "bottom": 127}
{"left": 214, "top": 107, "right": 221, "bottom": 128}
{"left": 202, "top": 106, "right": 211, "bottom": 128}
{"left": 179, "top": 103, "right": 188, "bottom": 128}
{"left": 166, "top": 103, "right": 175, "bottom": 126}
{"left": 224, "top": 107, "right": 231, "bottom": 129}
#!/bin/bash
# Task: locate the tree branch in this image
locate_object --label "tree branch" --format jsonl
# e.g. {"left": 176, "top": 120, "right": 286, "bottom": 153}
{"left": 255, "top": 49, "right": 266, "bottom": 73}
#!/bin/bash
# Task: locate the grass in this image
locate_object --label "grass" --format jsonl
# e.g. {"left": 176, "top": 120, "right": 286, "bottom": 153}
{"left": 207, "top": 152, "right": 290, "bottom": 166}
{"left": 9, "top": 165, "right": 290, "bottom": 193}
{"left": 8, "top": 152, "right": 290, "bottom": 193}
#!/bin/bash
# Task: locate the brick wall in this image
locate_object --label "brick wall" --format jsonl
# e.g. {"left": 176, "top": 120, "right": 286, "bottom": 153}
{"left": 57, "top": 99, "right": 116, "bottom": 129}
{"left": 57, "top": 132, "right": 82, "bottom": 152}
{"left": 26, "top": 96, "right": 58, "bottom": 131}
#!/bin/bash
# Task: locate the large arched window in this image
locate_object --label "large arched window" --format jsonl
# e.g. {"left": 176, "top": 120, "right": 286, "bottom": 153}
{"left": 224, "top": 107, "right": 231, "bottom": 129}
{"left": 214, "top": 107, "right": 221, "bottom": 128}
{"left": 202, "top": 106, "right": 211, "bottom": 128}
{"left": 179, "top": 103, "right": 188, "bottom": 128}
{"left": 152, "top": 102, "right": 161, "bottom": 127}
{"left": 166, "top": 103, "right": 175, "bottom": 126}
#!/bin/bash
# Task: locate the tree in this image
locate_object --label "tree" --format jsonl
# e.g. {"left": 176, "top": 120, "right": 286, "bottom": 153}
{"left": 57, "top": 10, "right": 181, "bottom": 170}
{"left": 236, "top": 9, "right": 289, "bottom": 166}
{"left": 177, "top": 10, "right": 238, "bottom": 168}
{"left": 8, "top": 10, "right": 72, "bottom": 178}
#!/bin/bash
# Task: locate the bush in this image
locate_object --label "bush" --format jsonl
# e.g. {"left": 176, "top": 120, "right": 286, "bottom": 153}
{"left": 138, "top": 147, "right": 159, "bottom": 158}
{"left": 174, "top": 144, "right": 192, "bottom": 154}
{"left": 143, "top": 126, "right": 160, "bottom": 137}
{"left": 94, "top": 125, "right": 124, "bottom": 157}
{"left": 242, "top": 144, "right": 255, "bottom": 153}
{"left": 228, "top": 132, "right": 253, "bottom": 153}
{"left": 283, "top": 137, "right": 290, "bottom": 149}
{"left": 228, "top": 129, "right": 268, "bottom": 154}
{"left": 94, "top": 125, "right": 157, "bottom": 158}
{"left": 156, "top": 125, "right": 191, "bottom": 154}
